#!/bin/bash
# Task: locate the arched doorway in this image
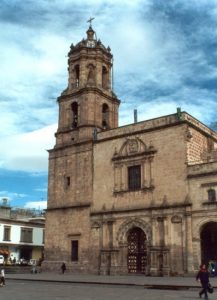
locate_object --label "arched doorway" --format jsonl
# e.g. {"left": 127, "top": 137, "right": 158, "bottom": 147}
{"left": 201, "top": 222, "right": 217, "bottom": 265}
{"left": 127, "top": 227, "right": 147, "bottom": 274}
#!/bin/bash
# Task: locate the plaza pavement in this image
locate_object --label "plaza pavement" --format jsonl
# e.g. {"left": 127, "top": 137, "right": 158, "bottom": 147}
{"left": 6, "top": 271, "right": 217, "bottom": 290}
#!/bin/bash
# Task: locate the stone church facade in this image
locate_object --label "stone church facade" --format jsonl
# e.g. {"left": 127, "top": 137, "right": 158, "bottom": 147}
{"left": 43, "top": 25, "right": 217, "bottom": 276}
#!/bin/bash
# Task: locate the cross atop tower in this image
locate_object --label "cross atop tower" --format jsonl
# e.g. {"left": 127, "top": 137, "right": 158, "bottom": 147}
{"left": 87, "top": 17, "right": 95, "bottom": 27}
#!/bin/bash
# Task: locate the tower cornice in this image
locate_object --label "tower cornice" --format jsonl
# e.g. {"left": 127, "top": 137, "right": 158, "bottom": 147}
{"left": 58, "top": 87, "right": 121, "bottom": 105}
{"left": 69, "top": 44, "right": 113, "bottom": 58}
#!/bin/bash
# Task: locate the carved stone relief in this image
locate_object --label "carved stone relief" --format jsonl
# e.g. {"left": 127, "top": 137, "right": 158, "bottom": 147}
{"left": 116, "top": 218, "right": 152, "bottom": 244}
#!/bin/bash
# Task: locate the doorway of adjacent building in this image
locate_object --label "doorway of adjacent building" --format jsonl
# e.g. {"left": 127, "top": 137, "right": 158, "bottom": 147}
{"left": 19, "top": 246, "right": 32, "bottom": 261}
{"left": 127, "top": 227, "right": 147, "bottom": 274}
{"left": 201, "top": 222, "right": 217, "bottom": 265}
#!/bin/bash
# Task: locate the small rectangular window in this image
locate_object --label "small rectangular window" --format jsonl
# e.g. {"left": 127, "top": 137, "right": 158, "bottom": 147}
{"left": 3, "top": 226, "right": 11, "bottom": 241}
{"left": 71, "top": 240, "right": 78, "bottom": 261}
{"left": 64, "top": 176, "right": 71, "bottom": 189}
{"left": 128, "top": 165, "right": 141, "bottom": 191}
{"left": 66, "top": 177, "right": 71, "bottom": 186}
{"left": 20, "top": 227, "right": 33, "bottom": 243}
{"left": 208, "top": 189, "right": 216, "bottom": 202}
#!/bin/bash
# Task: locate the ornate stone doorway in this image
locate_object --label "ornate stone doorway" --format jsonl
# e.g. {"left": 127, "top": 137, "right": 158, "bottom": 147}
{"left": 201, "top": 222, "right": 217, "bottom": 265}
{"left": 127, "top": 227, "right": 147, "bottom": 274}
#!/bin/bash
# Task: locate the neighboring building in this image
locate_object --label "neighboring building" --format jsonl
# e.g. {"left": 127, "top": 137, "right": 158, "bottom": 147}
{"left": 0, "top": 202, "right": 44, "bottom": 263}
{"left": 44, "top": 25, "right": 217, "bottom": 275}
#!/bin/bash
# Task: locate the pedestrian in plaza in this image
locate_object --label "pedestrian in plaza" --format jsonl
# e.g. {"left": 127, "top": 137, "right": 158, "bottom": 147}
{"left": 196, "top": 264, "right": 209, "bottom": 299}
{"left": 214, "top": 260, "right": 217, "bottom": 277}
{"left": 208, "top": 260, "right": 215, "bottom": 277}
{"left": 61, "top": 262, "right": 66, "bottom": 274}
{"left": 0, "top": 268, "right": 5, "bottom": 286}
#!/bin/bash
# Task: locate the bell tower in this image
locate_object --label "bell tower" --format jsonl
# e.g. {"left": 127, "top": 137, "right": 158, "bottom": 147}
{"left": 55, "top": 24, "right": 120, "bottom": 147}
{"left": 45, "top": 25, "right": 120, "bottom": 251}
{"left": 44, "top": 25, "right": 121, "bottom": 267}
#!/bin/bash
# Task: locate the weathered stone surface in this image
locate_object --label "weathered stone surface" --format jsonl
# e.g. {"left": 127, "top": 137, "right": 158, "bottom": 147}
{"left": 43, "top": 26, "right": 217, "bottom": 276}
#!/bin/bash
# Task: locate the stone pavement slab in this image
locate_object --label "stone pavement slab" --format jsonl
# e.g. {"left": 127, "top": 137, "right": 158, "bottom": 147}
{"left": 5, "top": 272, "right": 217, "bottom": 289}
{"left": 0, "top": 280, "right": 209, "bottom": 300}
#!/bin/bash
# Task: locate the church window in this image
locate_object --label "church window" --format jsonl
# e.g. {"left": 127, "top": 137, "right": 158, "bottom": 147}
{"left": 128, "top": 165, "right": 141, "bottom": 191}
{"left": 71, "top": 240, "right": 78, "bottom": 261}
{"left": 102, "top": 66, "right": 108, "bottom": 89}
{"left": 208, "top": 189, "right": 216, "bottom": 202}
{"left": 71, "top": 102, "right": 78, "bottom": 128}
{"left": 75, "top": 65, "right": 80, "bottom": 87}
{"left": 112, "top": 138, "right": 157, "bottom": 194}
{"left": 102, "top": 103, "right": 109, "bottom": 129}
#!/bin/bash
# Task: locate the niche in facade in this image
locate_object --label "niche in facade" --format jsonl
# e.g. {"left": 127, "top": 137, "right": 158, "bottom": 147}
{"left": 87, "top": 64, "right": 96, "bottom": 86}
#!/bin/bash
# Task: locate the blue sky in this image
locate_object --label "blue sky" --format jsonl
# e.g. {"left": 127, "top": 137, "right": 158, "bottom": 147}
{"left": 0, "top": 0, "right": 216, "bottom": 209}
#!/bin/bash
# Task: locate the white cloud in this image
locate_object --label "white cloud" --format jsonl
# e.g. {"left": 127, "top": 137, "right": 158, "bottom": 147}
{"left": 0, "top": 192, "right": 27, "bottom": 198}
{"left": 0, "top": 124, "right": 56, "bottom": 172}
{"left": 0, "top": 0, "right": 216, "bottom": 175}
{"left": 24, "top": 200, "right": 47, "bottom": 210}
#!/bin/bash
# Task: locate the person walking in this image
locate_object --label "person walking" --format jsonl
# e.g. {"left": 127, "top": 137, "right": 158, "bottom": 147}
{"left": 0, "top": 268, "right": 5, "bottom": 286}
{"left": 196, "top": 264, "right": 209, "bottom": 299}
{"left": 61, "top": 262, "right": 66, "bottom": 274}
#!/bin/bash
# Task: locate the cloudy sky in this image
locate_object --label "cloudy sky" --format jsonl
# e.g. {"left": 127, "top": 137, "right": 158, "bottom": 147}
{"left": 0, "top": 0, "right": 216, "bottom": 209}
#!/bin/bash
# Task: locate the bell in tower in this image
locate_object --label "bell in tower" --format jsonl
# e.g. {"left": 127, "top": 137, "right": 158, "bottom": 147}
{"left": 54, "top": 23, "right": 120, "bottom": 145}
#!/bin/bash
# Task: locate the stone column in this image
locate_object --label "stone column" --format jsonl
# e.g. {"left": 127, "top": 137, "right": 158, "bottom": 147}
{"left": 114, "top": 166, "right": 118, "bottom": 192}
{"left": 141, "top": 161, "right": 144, "bottom": 188}
{"left": 148, "top": 156, "right": 154, "bottom": 187}
{"left": 107, "top": 220, "right": 114, "bottom": 249}
{"left": 119, "top": 242, "right": 128, "bottom": 274}
{"left": 95, "top": 60, "right": 101, "bottom": 88}
{"left": 121, "top": 165, "right": 126, "bottom": 191}
{"left": 157, "top": 217, "right": 165, "bottom": 247}
{"left": 192, "top": 238, "right": 201, "bottom": 271}
{"left": 143, "top": 159, "right": 148, "bottom": 188}
{"left": 185, "top": 211, "right": 194, "bottom": 273}
{"left": 120, "top": 164, "right": 124, "bottom": 191}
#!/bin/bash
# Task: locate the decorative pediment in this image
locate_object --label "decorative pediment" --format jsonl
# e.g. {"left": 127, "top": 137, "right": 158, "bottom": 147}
{"left": 171, "top": 215, "right": 182, "bottom": 224}
{"left": 91, "top": 221, "right": 101, "bottom": 229}
{"left": 112, "top": 137, "right": 156, "bottom": 161}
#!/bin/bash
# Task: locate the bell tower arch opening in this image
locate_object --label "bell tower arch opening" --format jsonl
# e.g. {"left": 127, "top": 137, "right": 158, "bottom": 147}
{"left": 75, "top": 64, "right": 80, "bottom": 87}
{"left": 102, "top": 66, "right": 108, "bottom": 89}
{"left": 102, "top": 103, "right": 109, "bottom": 129}
{"left": 200, "top": 222, "right": 217, "bottom": 265}
{"left": 71, "top": 102, "right": 78, "bottom": 128}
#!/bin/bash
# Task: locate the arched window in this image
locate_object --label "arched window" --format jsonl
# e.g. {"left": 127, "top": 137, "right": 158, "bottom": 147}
{"left": 102, "top": 66, "right": 108, "bottom": 89}
{"left": 71, "top": 102, "right": 78, "bottom": 128}
{"left": 75, "top": 65, "right": 80, "bottom": 87}
{"left": 208, "top": 189, "right": 216, "bottom": 202}
{"left": 102, "top": 103, "right": 109, "bottom": 129}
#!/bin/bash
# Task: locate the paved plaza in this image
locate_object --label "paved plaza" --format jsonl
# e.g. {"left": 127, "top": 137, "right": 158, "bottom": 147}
{"left": 0, "top": 280, "right": 210, "bottom": 300}
{"left": 1, "top": 272, "right": 217, "bottom": 299}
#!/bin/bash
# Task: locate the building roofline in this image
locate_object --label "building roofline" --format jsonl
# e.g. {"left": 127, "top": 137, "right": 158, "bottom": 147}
{"left": 96, "top": 111, "right": 217, "bottom": 143}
